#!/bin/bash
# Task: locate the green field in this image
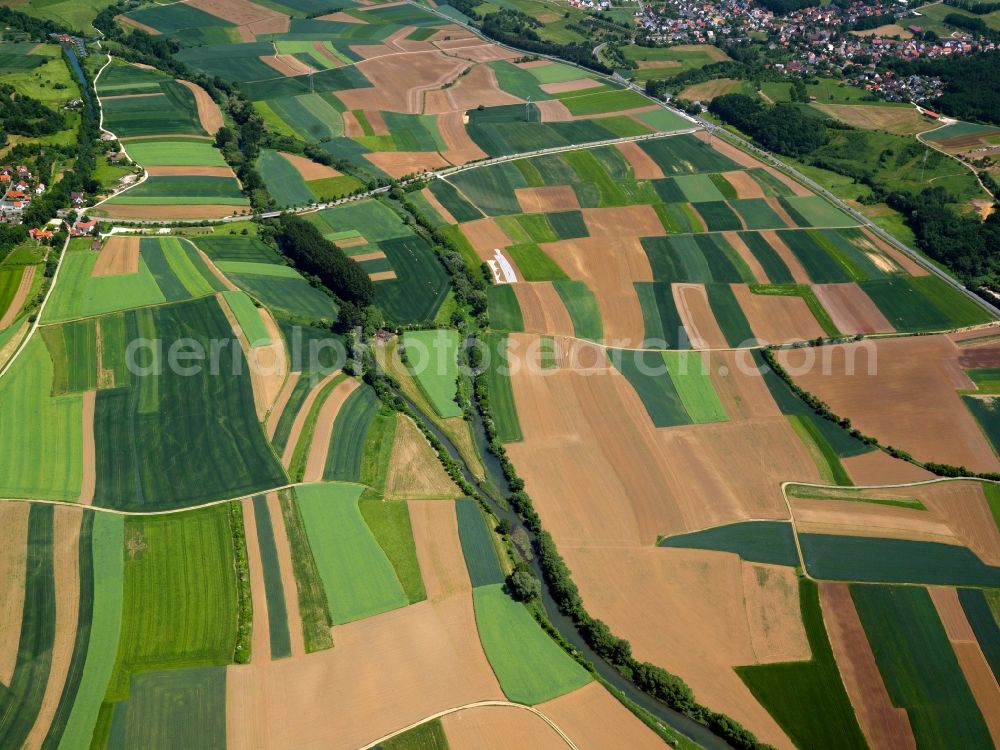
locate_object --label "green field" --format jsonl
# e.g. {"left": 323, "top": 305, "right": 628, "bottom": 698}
{"left": 402, "top": 329, "right": 463, "bottom": 418}
{"left": 706, "top": 283, "right": 755, "bottom": 345}
{"left": 552, "top": 280, "right": 602, "bottom": 342}
{"left": 958, "top": 588, "right": 1000, "bottom": 682}
{"left": 486, "top": 285, "right": 525, "bottom": 332}
{"left": 860, "top": 275, "right": 992, "bottom": 331}
{"left": 376, "top": 235, "right": 452, "bottom": 324}
{"left": 481, "top": 333, "right": 522, "bottom": 443}
{"left": 663, "top": 350, "right": 727, "bottom": 422}
{"left": 638, "top": 135, "right": 739, "bottom": 174}
{"left": 731, "top": 199, "right": 788, "bottom": 230}
{"left": 124, "top": 139, "right": 227, "bottom": 167}
{"left": 852, "top": 584, "right": 992, "bottom": 749}
{"left": 642, "top": 235, "right": 747, "bottom": 284}
{"left": 295, "top": 482, "right": 408, "bottom": 624}
{"left": 558, "top": 88, "right": 651, "bottom": 117}
{"left": 100, "top": 73, "right": 206, "bottom": 137}
{"left": 672, "top": 174, "right": 725, "bottom": 202}
{"left": 621, "top": 44, "right": 730, "bottom": 82}
{"left": 222, "top": 290, "right": 271, "bottom": 345}
{"left": 257, "top": 149, "right": 316, "bottom": 208}
{"left": 251, "top": 497, "right": 292, "bottom": 660}
{"left": 739, "top": 232, "right": 794, "bottom": 283}
{"left": 277, "top": 490, "right": 333, "bottom": 652}
{"left": 473, "top": 584, "right": 592, "bottom": 704}
{"left": 358, "top": 497, "right": 427, "bottom": 604}
{"left": 962, "top": 396, "right": 1000, "bottom": 456}
{"left": 106, "top": 504, "right": 238, "bottom": 701}
{"left": 659, "top": 520, "right": 799, "bottom": 566}
{"left": 507, "top": 243, "right": 568, "bottom": 282}
{"left": 611, "top": 349, "right": 690, "bottom": 427}
{"left": 324, "top": 384, "right": 380, "bottom": 482}
{"left": 737, "top": 579, "right": 867, "bottom": 750}
{"left": 635, "top": 281, "right": 691, "bottom": 348}
{"left": 790, "top": 414, "right": 852, "bottom": 486}
{"left": 455, "top": 499, "right": 505, "bottom": 587}
{"left": 118, "top": 666, "right": 227, "bottom": 748}
{"left": 106, "top": 175, "right": 246, "bottom": 205}
{"left": 780, "top": 196, "right": 857, "bottom": 228}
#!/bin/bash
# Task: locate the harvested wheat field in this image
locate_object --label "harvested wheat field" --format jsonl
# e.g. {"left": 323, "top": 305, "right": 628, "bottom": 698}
{"left": 534, "top": 99, "right": 573, "bottom": 122}
{"left": 79, "top": 390, "right": 96, "bottom": 505}
{"left": 673, "top": 283, "right": 728, "bottom": 349}
{"left": 264, "top": 492, "right": 305, "bottom": 656}
{"left": 731, "top": 284, "right": 825, "bottom": 343}
{"left": 227, "top": 595, "right": 505, "bottom": 749}
{"left": 709, "top": 350, "right": 786, "bottom": 420}
{"left": 279, "top": 152, "right": 342, "bottom": 181}
{"left": 539, "top": 78, "right": 602, "bottom": 95}
{"left": 442, "top": 705, "right": 568, "bottom": 749}
{"left": 365, "top": 151, "right": 447, "bottom": 178}
{"left": 0, "top": 264, "right": 35, "bottom": 330}
{"left": 385, "top": 415, "right": 460, "bottom": 499}
{"left": 25, "top": 506, "right": 82, "bottom": 746}
{"left": 562, "top": 546, "right": 795, "bottom": 749}
{"left": 302, "top": 377, "right": 359, "bottom": 483}
{"left": 515, "top": 186, "right": 579, "bottom": 214}
{"left": 812, "top": 103, "right": 925, "bottom": 135}
{"left": 819, "top": 582, "right": 915, "bottom": 750}
{"left": 443, "top": 43, "right": 520, "bottom": 63}
{"left": 742, "top": 562, "right": 810, "bottom": 663}
{"left": 424, "top": 64, "right": 521, "bottom": 114}
{"left": 340, "top": 51, "right": 467, "bottom": 113}
{"left": 92, "top": 236, "right": 139, "bottom": 277}
{"left": 241, "top": 497, "right": 272, "bottom": 662}
{"left": 615, "top": 140, "right": 663, "bottom": 179}
{"left": 188, "top": 0, "right": 288, "bottom": 39}
{"left": 581, "top": 205, "right": 664, "bottom": 239}
{"left": 408, "top": 500, "right": 470, "bottom": 601}
{"left": 342, "top": 110, "right": 364, "bottom": 137}
{"left": 540, "top": 237, "right": 650, "bottom": 346}
{"left": 94, "top": 204, "right": 244, "bottom": 219}
{"left": 261, "top": 54, "right": 314, "bottom": 77}
{"left": 777, "top": 336, "right": 1000, "bottom": 473}
{"left": 370, "top": 270, "right": 396, "bottom": 282}
{"left": 461, "top": 218, "right": 511, "bottom": 258}
{"left": 812, "top": 283, "right": 894, "bottom": 335}
{"left": 513, "top": 283, "right": 575, "bottom": 338}
{"left": 679, "top": 78, "right": 740, "bottom": 101}
{"left": 437, "top": 110, "right": 489, "bottom": 164}
{"left": 539, "top": 682, "right": 666, "bottom": 750}
{"left": 0, "top": 503, "right": 29, "bottom": 686}
{"left": 280, "top": 371, "right": 341, "bottom": 466}
{"left": 841, "top": 450, "right": 934, "bottom": 485}
{"left": 721, "top": 170, "right": 765, "bottom": 199}
{"left": 178, "top": 80, "right": 224, "bottom": 134}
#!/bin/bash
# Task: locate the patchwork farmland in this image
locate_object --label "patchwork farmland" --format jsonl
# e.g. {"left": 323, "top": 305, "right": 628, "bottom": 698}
{"left": 2, "top": 0, "right": 999, "bottom": 747}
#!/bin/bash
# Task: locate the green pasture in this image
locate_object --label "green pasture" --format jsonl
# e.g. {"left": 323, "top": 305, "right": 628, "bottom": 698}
{"left": 456, "top": 499, "right": 505, "bottom": 587}
{"left": 402, "top": 329, "right": 462, "bottom": 419}
{"left": 487, "top": 285, "right": 524, "bottom": 332}
{"left": 507, "top": 243, "right": 567, "bottom": 282}
{"left": 558, "top": 88, "right": 650, "bottom": 117}
{"left": 482, "top": 332, "right": 522, "bottom": 443}
{"left": 222, "top": 290, "right": 271, "bottom": 345}
{"left": 358, "top": 497, "right": 427, "bottom": 604}
{"left": 124, "top": 139, "right": 227, "bottom": 167}
{"left": 552, "top": 280, "right": 602, "bottom": 342}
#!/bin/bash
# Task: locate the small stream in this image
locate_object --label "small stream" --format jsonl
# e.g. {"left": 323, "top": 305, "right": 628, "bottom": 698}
{"left": 390, "top": 368, "right": 734, "bottom": 750}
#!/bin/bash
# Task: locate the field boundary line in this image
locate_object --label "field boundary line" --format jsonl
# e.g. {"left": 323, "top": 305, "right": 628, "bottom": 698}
{"left": 355, "top": 700, "right": 579, "bottom": 750}
{"left": 914, "top": 113, "right": 996, "bottom": 203}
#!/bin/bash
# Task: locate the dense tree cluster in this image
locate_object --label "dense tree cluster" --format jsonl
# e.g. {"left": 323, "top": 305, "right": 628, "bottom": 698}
{"left": 0, "top": 84, "right": 65, "bottom": 140}
{"left": 886, "top": 51, "right": 1000, "bottom": 126}
{"left": 270, "top": 215, "right": 374, "bottom": 308}
{"left": 943, "top": 13, "right": 1000, "bottom": 38}
{"left": 709, "top": 93, "right": 828, "bottom": 155}
{"left": 943, "top": 0, "right": 1000, "bottom": 14}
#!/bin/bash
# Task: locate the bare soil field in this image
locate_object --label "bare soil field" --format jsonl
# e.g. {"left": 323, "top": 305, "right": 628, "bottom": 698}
{"left": 370, "top": 270, "right": 397, "bottom": 282}
{"left": 443, "top": 43, "right": 520, "bottom": 63}
{"left": 460, "top": 218, "right": 511, "bottom": 258}
{"left": 342, "top": 110, "right": 364, "bottom": 137}
{"left": 929, "top": 586, "right": 977, "bottom": 642}
{"left": 515, "top": 186, "right": 580, "bottom": 214}
{"left": 0, "top": 503, "right": 29, "bottom": 685}
{"left": 0, "top": 264, "right": 35, "bottom": 329}
{"left": 950, "top": 326, "right": 1000, "bottom": 346}
{"left": 341, "top": 51, "right": 467, "bottom": 113}
{"left": 841, "top": 450, "right": 934, "bottom": 485}
{"left": 438, "top": 110, "right": 489, "bottom": 164}
{"left": 513, "top": 283, "right": 575, "bottom": 338}
{"left": 742, "top": 562, "right": 810, "bottom": 663}
{"left": 408, "top": 500, "right": 470, "bottom": 601}
{"left": 385, "top": 415, "right": 460, "bottom": 499}
{"left": 265, "top": 492, "right": 305, "bottom": 656}
{"left": 79, "top": 390, "right": 96, "bottom": 505}
{"left": 364, "top": 109, "right": 389, "bottom": 136}
{"left": 720, "top": 170, "right": 765, "bottom": 199}
{"left": 94, "top": 204, "right": 244, "bottom": 219}
{"left": 581, "top": 205, "right": 663, "bottom": 239}
{"left": 280, "top": 370, "right": 341, "bottom": 467}
{"left": 539, "top": 682, "right": 666, "bottom": 750}
{"left": 777, "top": 336, "right": 1000, "bottom": 473}
{"left": 442, "top": 705, "right": 568, "bottom": 749}
{"left": 953, "top": 641, "right": 1000, "bottom": 746}
{"left": 757, "top": 231, "right": 811, "bottom": 282}
{"left": 958, "top": 344, "right": 1000, "bottom": 368}
{"left": 365, "top": 151, "right": 447, "bottom": 178}
{"left": 317, "top": 10, "right": 367, "bottom": 23}
{"left": 819, "top": 582, "right": 915, "bottom": 750}
{"left": 539, "top": 237, "right": 649, "bottom": 346}
{"left": 178, "top": 80, "right": 224, "bottom": 134}
{"left": 851, "top": 23, "right": 912, "bottom": 38}
{"left": 25, "top": 507, "right": 82, "bottom": 747}
{"left": 261, "top": 54, "right": 314, "bottom": 77}
{"left": 539, "top": 78, "right": 602, "bottom": 95}
{"left": 812, "top": 103, "right": 924, "bottom": 135}
{"left": 709, "top": 350, "right": 785, "bottom": 420}
{"left": 534, "top": 99, "right": 573, "bottom": 122}
{"left": 302, "top": 376, "right": 359, "bottom": 483}
{"left": 241, "top": 497, "right": 272, "bottom": 663}
{"left": 188, "top": 0, "right": 288, "bottom": 39}
{"left": 425, "top": 64, "right": 521, "bottom": 115}
{"left": 144, "top": 165, "right": 234, "bottom": 177}
{"left": 615, "top": 141, "right": 664, "bottom": 179}
{"left": 422, "top": 186, "right": 458, "bottom": 224}
{"left": 673, "top": 283, "right": 728, "bottom": 349}
{"left": 227, "top": 594, "right": 504, "bottom": 749}
{"left": 721, "top": 232, "right": 769, "bottom": 282}
{"left": 561, "top": 545, "right": 794, "bottom": 750}
{"left": 731, "top": 283, "right": 826, "bottom": 343}
{"left": 279, "top": 151, "right": 342, "bottom": 181}
{"left": 812, "top": 283, "right": 894, "bottom": 334}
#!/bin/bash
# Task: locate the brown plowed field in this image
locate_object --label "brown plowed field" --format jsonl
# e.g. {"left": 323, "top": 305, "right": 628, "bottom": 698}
{"left": 178, "top": 80, "right": 224, "bottom": 134}
{"left": 340, "top": 51, "right": 467, "bottom": 113}
{"left": 437, "top": 110, "right": 488, "bottom": 164}
{"left": 581, "top": 205, "right": 663, "bottom": 239}
{"left": 435, "top": 37, "right": 492, "bottom": 51}
{"left": 731, "top": 284, "right": 825, "bottom": 343}
{"left": 196, "top": 247, "right": 238, "bottom": 291}
{"left": 673, "top": 283, "right": 728, "bottom": 349}
{"left": 820, "top": 582, "right": 915, "bottom": 750}
{"left": 365, "top": 109, "right": 389, "bottom": 136}
{"left": 145, "top": 165, "right": 234, "bottom": 177}
{"left": 117, "top": 15, "right": 160, "bottom": 34}
{"left": 929, "top": 586, "right": 977, "bottom": 642}
{"left": 0, "top": 503, "right": 29, "bottom": 685}
{"left": 227, "top": 594, "right": 504, "bottom": 749}
{"left": 241, "top": 497, "right": 272, "bottom": 663}
{"left": 709, "top": 350, "right": 785, "bottom": 420}
{"left": 950, "top": 327, "right": 1000, "bottom": 346}
{"left": 95, "top": 204, "right": 244, "bottom": 219}
{"left": 539, "top": 237, "right": 649, "bottom": 346}
{"left": 365, "top": 151, "right": 447, "bottom": 178}
{"left": 812, "top": 283, "right": 894, "bottom": 334}
{"left": 765, "top": 198, "right": 799, "bottom": 229}
{"left": 342, "top": 110, "right": 364, "bottom": 137}
{"left": 422, "top": 187, "right": 458, "bottom": 224}
{"left": 615, "top": 140, "right": 664, "bottom": 179}
{"left": 261, "top": 54, "right": 313, "bottom": 77}
{"left": 264, "top": 492, "right": 305, "bottom": 656}
{"left": 442, "top": 705, "right": 567, "bottom": 749}
{"left": 278, "top": 151, "right": 341, "bottom": 180}
{"left": 721, "top": 170, "right": 765, "bottom": 199}
{"left": 459, "top": 218, "right": 510, "bottom": 258}
{"left": 722, "top": 232, "right": 768, "bottom": 282}
{"left": 302, "top": 376, "right": 359, "bottom": 483}
{"left": 26, "top": 507, "right": 82, "bottom": 747}
{"left": 280, "top": 370, "right": 341, "bottom": 467}
{"left": 317, "top": 10, "right": 367, "bottom": 23}
{"left": 370, "top": 270, "right": 397, "bottom": 281}
{"left": 540, "top": 78, "right": 601, "bottom": 95}
{"left": 513, "top": 283, "right": 575, "bottom": 338}
{"left": 79, "top": 390, "right": 96, "bottom": 505}
{"left": 385, "top": 415, "right": 460, "bottom": 499}
{"left": 424, "top": 64, "right": 521, "bottom": 115}
{"left": 92, "top": 237, "right": 139, "bottom": 277}
{"left": 0, "top": 264, "right": 35, "bottom": 330}
{"left": 561, "top": 546, "right": 795, "bottom": 750}
{"left": 408, "top": 500, "right": 470, "bottom": 601}
{"left": 539, "top": 682, "right": 666, "bottom": 750}
{"left": 534, "top": 99, "right": 573, "bottom": 122}
{"left": 953, "top": 641, "right": 1000, "bottom": 746}
{"left": 742, "top": 562, "right": 810, "bottom": 663}
{"left": 842, "top": 450, "right": 934, "bottom": 485}
{"left": 757, "top": 231, "right": 810, "bottom": 282}
{"left": 776, "top": 336, "right": 1000, "bottom": 473}
{"left": 443, "top": 44, "right": 520, "bottom": 62}
{"left": 791, "top": 498, "right": 965, "bottom": 548}
{"left": 188, "top": 0, "right": 288, "bottom": 36}
{"left": 959, "top": 345, "right": 1000, "bottom": 368}
{"left": 515, "top": 186, "right": 579, "bottom": 214}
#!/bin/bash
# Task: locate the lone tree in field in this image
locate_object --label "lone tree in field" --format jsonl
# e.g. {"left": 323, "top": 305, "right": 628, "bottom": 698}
{"left": 506, "top": 565, "right": 541, "bottom": 602}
